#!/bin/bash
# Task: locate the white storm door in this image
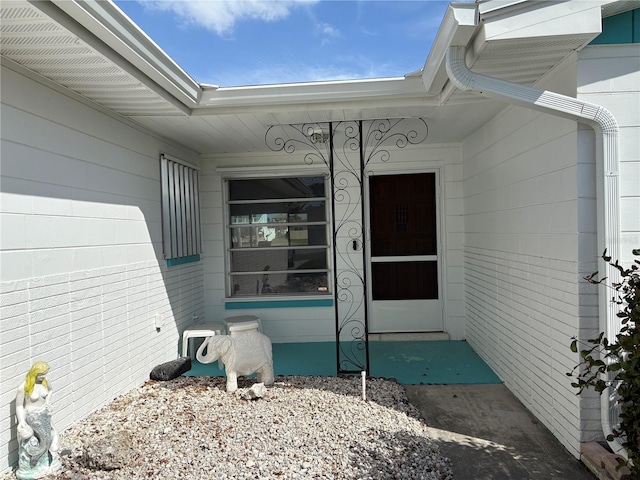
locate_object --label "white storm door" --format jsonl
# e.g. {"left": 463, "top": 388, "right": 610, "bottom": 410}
{"left": 368, "top": 172, "right": 443, "bottom": 333}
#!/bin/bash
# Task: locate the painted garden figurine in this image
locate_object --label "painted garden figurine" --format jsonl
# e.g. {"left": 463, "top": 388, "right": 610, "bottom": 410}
{"left": 15, "top": 361, "right": 61, "bottom": 479}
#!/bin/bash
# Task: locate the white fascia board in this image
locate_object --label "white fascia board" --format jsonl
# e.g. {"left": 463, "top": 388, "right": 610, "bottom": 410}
{"left": 48, "top": 0, "right": 202, "bottom": 108}
{"left": 479, "top": 0, "right": 626, "bottom": 18}
{"left": 480, "top": 0, "right": 603, "bottom": 42}
{"left": 477, "top": 0, "right": 530, "bottom": 16}
{"left": 197, "top": 76, "right": 437, "bottom": 113}
{"left": 421, "top": 2, "right": 479, "bottom": 96}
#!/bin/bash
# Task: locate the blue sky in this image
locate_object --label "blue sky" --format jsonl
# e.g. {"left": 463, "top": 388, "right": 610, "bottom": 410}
{"left": 114, "top": 1, "right": 461, "bottom": 87}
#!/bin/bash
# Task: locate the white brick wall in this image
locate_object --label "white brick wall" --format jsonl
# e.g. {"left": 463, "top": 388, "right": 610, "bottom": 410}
{"left": 0, "top": 64, "right": 204, "bottom": 473}
{"left": 578, "top": 44, "right": 640, "bottom": 265}
{"left": 461, "top": 58, "right": 590, "bottom": 458}
{"left": 575, "top": 43, "right": 640, "bottom": 446}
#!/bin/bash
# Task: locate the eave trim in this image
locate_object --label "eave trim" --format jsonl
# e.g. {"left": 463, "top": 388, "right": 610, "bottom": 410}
{"left": 47, "top": 0, "right": 202, "bottom": 107}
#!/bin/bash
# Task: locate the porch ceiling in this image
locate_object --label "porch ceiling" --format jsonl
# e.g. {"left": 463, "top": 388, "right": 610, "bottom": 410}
{"left": 0, "top": 0, "right": 623, "bottom": 156}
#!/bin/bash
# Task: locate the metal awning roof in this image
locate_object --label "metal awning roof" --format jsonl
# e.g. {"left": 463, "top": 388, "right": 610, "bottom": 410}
{"left": 1, "top": 0, "right": 632, "bottom": 155}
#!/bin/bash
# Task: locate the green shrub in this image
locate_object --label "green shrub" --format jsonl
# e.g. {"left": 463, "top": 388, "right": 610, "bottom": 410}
{"left": 568, "top": 249, "right": 639, "bottom": 475}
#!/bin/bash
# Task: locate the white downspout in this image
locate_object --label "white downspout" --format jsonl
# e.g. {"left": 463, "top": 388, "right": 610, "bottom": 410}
{"left": 446, "top": 45, "right": 623, "bottom": 456}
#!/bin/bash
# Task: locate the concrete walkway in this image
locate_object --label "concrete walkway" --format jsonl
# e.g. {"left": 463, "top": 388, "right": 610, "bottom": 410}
{"left": 405, "top": 384, "right": 595, "bottom": 480}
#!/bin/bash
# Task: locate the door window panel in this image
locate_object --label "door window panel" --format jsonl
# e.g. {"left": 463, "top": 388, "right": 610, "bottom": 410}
{"left": 372, "top": 261, "right": 438, "bottom": 300}
{"left": 370, "top": 173, "right": 437, "bottom": 256}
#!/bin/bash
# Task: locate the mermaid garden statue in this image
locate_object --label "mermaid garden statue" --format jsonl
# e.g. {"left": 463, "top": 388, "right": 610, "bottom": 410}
{"left": 15, "top": 361, "right": 61, "bottom": 479}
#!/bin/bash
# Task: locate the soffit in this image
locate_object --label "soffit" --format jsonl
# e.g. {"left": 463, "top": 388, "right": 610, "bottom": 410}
{"left": 469, "top": 34, "right": 597, "bottom": 84}
{"left": 0, "top": 0, "right": 186, "bottom": 116}
{"left": 601, "top": 1, "right": 640, "bottom": 17}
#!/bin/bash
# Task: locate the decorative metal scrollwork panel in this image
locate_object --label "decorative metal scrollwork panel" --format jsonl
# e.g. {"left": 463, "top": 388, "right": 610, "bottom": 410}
{"left": 331, "top": 121, "right": 368, "bottom": 374}
{"left": 265, "top": 118, "right": 429, "bottom": 376}
{"left": 265, "top": 123, "right": 331, "bottom": 167}
{"left": 362, "top": 118, "right": 429, "bottom": 167}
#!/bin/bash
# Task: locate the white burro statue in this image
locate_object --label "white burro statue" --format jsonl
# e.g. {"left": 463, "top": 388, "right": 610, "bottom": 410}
{"left": 196, "top": 322, "right": 274, "bottom": 392}
{"left": 15, "top": 361, "right": 61, "bottom": 479}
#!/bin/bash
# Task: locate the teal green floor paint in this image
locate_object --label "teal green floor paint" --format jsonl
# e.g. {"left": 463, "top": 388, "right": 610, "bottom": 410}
{"left": 184, "top": 340, "right": 501, "bottom": 385}
{"left": 369, "top": 341, "right": 501, "bottom": 384}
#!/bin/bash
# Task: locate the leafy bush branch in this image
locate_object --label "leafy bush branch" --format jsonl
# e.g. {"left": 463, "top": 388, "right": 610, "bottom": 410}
{"left": 568, "top": 249, "right": 639, "bottom": 475}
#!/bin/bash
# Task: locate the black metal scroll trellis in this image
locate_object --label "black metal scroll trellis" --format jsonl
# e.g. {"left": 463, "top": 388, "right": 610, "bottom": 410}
{"left": 265, "top": 118, "right": 428, "bottom": 376}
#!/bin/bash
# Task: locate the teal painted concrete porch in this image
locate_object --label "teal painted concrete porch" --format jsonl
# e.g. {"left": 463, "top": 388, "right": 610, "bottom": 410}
{"left": 185, "top": 340, "right": 501, "bottom": 385}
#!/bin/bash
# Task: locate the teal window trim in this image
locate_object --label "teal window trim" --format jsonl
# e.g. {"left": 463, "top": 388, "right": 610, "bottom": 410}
{"left": 225, "top": 298, "right": 333, "bottom": 309}
{"left": 590, "top": 9, "right": 639, "bottom": 45}
{"left": 166, "top": 254, "right": 200, "bottom": 267}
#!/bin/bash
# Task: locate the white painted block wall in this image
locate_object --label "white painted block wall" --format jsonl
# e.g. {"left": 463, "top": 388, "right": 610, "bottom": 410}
{"left": 200, "top": 140, "right": 465, "bottom": 342}
{"left": 461, "top": 57, "right": 592, "bottom": 458}
{"left": 0, "top": 64, "right": 204, "bottom": 473}
{"left": 575, "top": 42, "right": 640, "bottom": 449}
{"left": 577, "top": 44, "right": 640, "bottom": 264}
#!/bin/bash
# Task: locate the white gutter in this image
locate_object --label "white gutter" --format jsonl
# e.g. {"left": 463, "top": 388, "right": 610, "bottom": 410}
{"left": 197, "top": 76, "right": 439, "bottom": 114}
{"left": 446, "top": 44, "right": 623, "bottom": 456}
{"left": 421, "top": 2, "right": 478, "bottom": 95}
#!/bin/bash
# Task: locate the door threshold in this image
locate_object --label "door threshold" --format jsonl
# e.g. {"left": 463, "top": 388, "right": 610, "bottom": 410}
{"left": 368, "top": 332, "right": 450, "bottom": 342}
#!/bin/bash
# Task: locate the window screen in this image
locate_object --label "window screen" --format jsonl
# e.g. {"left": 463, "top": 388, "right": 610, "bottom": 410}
{"left": 226, "top": 176, "right": 330, "bottom": 296}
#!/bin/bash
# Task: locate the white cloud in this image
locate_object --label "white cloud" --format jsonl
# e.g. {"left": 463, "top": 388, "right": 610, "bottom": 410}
{"left": 317, "top": 21, "right": 340, "bottom": 46}
{"left": 139, "top": 0, "right": 318, "bottom": 36}
{"left": 318, "top": 22, "right": 340, "bottom": 38}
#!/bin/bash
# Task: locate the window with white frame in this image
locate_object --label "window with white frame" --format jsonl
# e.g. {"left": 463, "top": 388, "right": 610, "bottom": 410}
{"left": 226, "top": 176, "right": 331, "bottom": 296}
{"left": 160, "top": 154, "right": 201, "bottom": 263}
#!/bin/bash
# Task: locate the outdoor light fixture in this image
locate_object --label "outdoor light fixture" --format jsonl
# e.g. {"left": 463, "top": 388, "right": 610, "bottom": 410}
{"left": 308, "top": 127, "right": 329, "bottom": 144}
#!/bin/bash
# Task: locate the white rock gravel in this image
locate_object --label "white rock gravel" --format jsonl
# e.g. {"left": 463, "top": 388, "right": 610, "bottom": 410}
{"left": 4, "top": 375, "right": 453, "bottom": 480}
